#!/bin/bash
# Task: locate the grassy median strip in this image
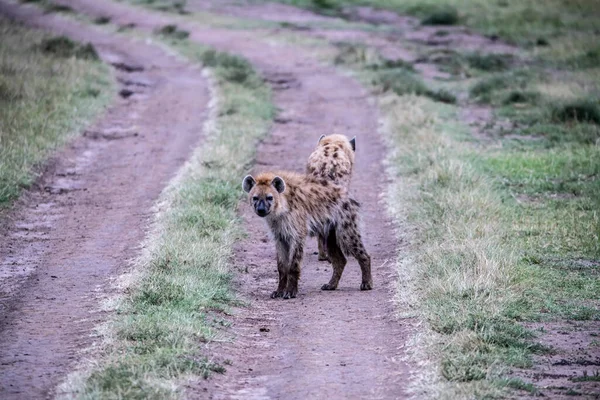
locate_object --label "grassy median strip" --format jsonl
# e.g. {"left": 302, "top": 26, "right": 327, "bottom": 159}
{"left": 59, "top": 34, "right": 273, "bottom": 399}
{"left": 0, "top": 17, "right": 113, "bottom": 207}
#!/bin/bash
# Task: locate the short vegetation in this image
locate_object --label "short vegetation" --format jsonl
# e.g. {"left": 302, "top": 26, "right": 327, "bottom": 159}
{"left": 0, "top": 18, "right": 112, "bottom": 206}
{"left": 154, "top": 24, "right": 190, "bottom": 40}
{"left": 334, "top": 42, "right": 457, "bottom": 104}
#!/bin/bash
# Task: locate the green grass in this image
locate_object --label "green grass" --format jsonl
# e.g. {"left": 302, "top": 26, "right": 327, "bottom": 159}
{"left": 0, "top": 17, "right": 113, "bottom": 206}
{"left": 498, "top": 378, "right": 538, "bottom": 394}
{"left": 468, "top": 69, "right": 600, "bottom": 144}
{"left": 552, "top": 99, "right": 600, "bottom": 125}
{"left": 39, "top": 36, "right": 99, "bottom": 59}
{"left": 380, "top": 91, "right": 599, "bottom": 397}
{"left": 127, "top": 0, "right": 187, "bottom": 14}
{"left": 20, "top": 0, "right": 75, "bottom": 13}
{"left": 469, "top": 69, "right": 533, "bottom": 104}
{"left": 154, "top": 24, "right": 189, "bottom": 40}
{"left": 465, "top": 52, "right": 512, "bottom": 72}
{"left": 333, "top": 42, "right": 457, "bottom": 104}
{"left": 65, "top": 33, "right": 273, "bottom": 399}
{"left": 418, "top": 4, "right": 459, "bottom": 26}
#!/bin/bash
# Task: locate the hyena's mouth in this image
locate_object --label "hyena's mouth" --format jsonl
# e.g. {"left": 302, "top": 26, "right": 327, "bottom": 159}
{"left": 256, "top": 209, "right": 270, "bottom": 217}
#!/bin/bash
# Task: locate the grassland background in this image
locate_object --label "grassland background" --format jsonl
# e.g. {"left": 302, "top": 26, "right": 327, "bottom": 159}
{"left": 0, "top": 17, "right": 113, "bottom": 206}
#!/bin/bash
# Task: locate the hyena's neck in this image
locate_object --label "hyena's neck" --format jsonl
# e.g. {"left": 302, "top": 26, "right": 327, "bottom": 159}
{"left": 266, "top": 212, "right": 299, "bottom": 244}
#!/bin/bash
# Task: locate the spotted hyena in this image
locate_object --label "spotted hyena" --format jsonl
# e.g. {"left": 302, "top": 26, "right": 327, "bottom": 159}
{"left": 242, "top": 171, "right": 372, "bottom": 299}
{"left": 306, "top": 134, "right": 356, "bottom": 261}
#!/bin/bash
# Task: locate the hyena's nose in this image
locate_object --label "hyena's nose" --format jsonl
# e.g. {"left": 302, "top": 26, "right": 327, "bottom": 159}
{"left": 256, "top": 201, "right": 268, "bottom": 217}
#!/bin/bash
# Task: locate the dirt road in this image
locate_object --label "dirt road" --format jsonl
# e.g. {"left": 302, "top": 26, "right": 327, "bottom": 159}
{"left": 0, "top": 0, "right": 418, "bottom": 398}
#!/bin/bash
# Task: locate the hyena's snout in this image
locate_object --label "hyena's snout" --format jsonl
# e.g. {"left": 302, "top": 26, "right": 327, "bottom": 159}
{"left": 255, "top": 199, "right": 270, "bottom": 217}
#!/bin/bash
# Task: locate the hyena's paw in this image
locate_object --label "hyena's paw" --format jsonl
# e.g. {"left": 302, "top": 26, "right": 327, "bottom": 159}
{"left": 318, "top": 253, "right": 331, "bottom": 262}
{"left": 360, "top": 281, "right": 373, "bottom": 291}
{"left": 270, "top": 291, "right": 284, "bottom": 299}
{"left": 282, "top": 289, "right": 297, "bottom": 299}
{"left": 321, "top": 283, "right": 337, "bottom": 291}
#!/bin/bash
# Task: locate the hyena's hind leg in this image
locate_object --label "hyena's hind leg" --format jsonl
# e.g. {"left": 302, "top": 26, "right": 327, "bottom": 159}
{"left": 348, "top": 230, "right": 372, "bottom": 291}
{"left": 338, "top": 203, "right": 373, "bottom": 291}
{"left": 317, "top": 234, "right": 330, "bottom": 262}
{"left": 321, "top": 228, "right": 347, "bottom": 291}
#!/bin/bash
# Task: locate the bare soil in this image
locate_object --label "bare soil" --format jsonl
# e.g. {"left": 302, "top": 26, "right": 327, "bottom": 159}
{"left": 0, "top": 2, "right": 210, "bottom": 398}
{"left": 514, "top": 322, "right": 600, "bottom": 399}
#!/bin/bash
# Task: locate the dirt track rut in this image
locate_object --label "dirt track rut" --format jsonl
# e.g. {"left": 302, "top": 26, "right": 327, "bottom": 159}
{"left": 0, "top": 0, "right": 414, "bottom": 398}
{"left": 0, "top": 2, "right": 210, "bottom": 398}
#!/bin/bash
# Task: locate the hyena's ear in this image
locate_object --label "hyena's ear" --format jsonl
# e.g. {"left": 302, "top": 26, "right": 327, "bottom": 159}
{"left": 318, "top": 134, "right": 326, "bottom": 144}
{"left": 242, "top": 175, "right": 256, "bottom": 193}
{"left": 349, "top": 136, "right": 356, "bottom": 152}
{"left": 271, "top": 176, "right": 286, "bottom": 193}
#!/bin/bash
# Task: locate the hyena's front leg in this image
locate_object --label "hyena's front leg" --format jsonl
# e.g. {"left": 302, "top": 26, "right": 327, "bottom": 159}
{"left": 272, "top": 241, "right": 289, "bottom": 299}
{"left": 284, "top": 243, "right": 304, "bottom": 299}
{"left": 271, "top": 257, "right": 287, "bottom": 299}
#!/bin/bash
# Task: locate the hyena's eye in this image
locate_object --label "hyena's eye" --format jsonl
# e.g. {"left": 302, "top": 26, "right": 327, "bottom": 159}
{"left": 252, "top": 196, "right": 259, "bottom": 201}
{"left": 266, "top": 195, "right": 274, "bottom": 201}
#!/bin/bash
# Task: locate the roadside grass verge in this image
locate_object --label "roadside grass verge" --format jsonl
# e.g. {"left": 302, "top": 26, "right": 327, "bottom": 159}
{"left": 0, "top": 17, "right": 113, "bottom": 207}
{"left": 380, "top": 92, "right": 599, "bottom": 398}
{"left": 62, "top": 34, "right": 273, "bottom": 399}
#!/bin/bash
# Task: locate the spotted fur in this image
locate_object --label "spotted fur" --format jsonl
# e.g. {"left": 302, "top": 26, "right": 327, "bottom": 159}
{"left": 306, "top": 134, "right": 356, "bottom": 261}
{"left": 243, "top": 171, "right": 372, "bottom": 299}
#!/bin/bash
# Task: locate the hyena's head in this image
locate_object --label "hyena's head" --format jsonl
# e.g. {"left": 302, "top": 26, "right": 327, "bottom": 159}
{"left": 317, "top": 134, "right": 356, "bottom": 163}
{"left": 242, "top": 173, "right": 286, "bottom": 218}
